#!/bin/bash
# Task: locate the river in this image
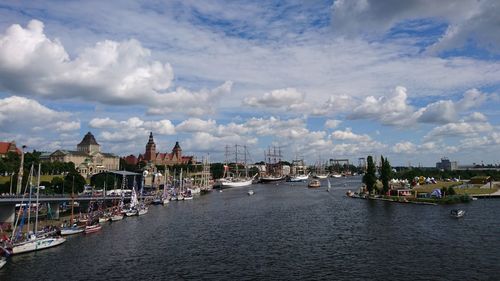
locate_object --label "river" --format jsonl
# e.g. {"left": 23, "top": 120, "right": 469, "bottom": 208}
{"left": 1, "top": 176, "right": 499, "bottom": 280}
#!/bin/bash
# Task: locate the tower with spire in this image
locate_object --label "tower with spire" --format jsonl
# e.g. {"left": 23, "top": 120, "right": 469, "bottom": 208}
{"left": 172, "top": 141, "right": 182, "bottom": 161}
{"left": 144, "top": 132, "right": 156, "bottom": 162}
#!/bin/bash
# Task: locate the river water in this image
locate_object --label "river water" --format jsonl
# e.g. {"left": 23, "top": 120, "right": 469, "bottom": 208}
{"left": 1, "top": 176, "right": 499, "bottom": 280}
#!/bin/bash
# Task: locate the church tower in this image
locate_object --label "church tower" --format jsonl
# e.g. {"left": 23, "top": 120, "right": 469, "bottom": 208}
{"left": 145, "top": 132, "right": 156, "bottom": 162}
{"left": 172, "top": 141, "right": 182, "bottom": 161}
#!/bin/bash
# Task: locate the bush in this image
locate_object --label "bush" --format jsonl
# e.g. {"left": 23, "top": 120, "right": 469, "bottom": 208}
{"left": 447, "top": 186, "right": 456, "bottom": 196}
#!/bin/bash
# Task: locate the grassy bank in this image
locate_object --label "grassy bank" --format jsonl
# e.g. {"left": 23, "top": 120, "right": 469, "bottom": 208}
{"left": 414, "top": 182, "right": 498, "bottom": 195}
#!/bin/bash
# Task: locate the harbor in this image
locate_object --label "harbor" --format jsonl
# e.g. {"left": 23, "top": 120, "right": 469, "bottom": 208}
{"left": 1, "top": 176, "right": 499, "bottom": 280}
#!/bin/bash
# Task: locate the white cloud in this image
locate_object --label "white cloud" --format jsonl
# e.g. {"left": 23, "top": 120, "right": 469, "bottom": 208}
{"left": 349, "top": 86, "right": 415, "bottom": 125}
{"left": 392, "top": 141, "right": 417, "bottom": 154}
{"left": 97, "top": 117, "right": 175, "bottom": 143}
{"left": 0, "top": 20, "right": 233, "bottom": 117}
{"left": 416, "top": 100, "right": 457, "bottom": 124}
{"left": 243, "top": 88, "right": 305, "bottom": 109}
{"left": 176, "top": 118, "right": 217, "bottom": 133}
{"left": 425, "top": 121, "right": 493, "bottom": 140}
{"left": 332, "top": 0, "right": 500, "bottom": 54}
{"left": 330, "top": 128, "right": 372, "bottom": 142}
{"left": 313, "top": 94, "right": 354, "bottom": 116}
{"left": 147, "top": 81, "right": 233, "bottom": 117}
{"left": 89, "top": 117, "right": 119, "bottom": 129}
{"left": 324, "top": 119, "right": 342, "bottom": 129}
{"left": 0, "top": 96, "right": 78, "bottom": 133}
{"left": 464, "top": 112, "right": 488, "bottom": 123}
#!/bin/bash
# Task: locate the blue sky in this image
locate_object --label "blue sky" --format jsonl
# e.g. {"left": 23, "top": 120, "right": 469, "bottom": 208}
{"left": 0, "top": 0, "right": 499, "bottom": 166}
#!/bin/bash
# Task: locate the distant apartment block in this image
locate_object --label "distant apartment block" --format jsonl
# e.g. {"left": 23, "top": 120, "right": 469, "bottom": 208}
{"left": 436, "top": 157, "right": 458, "bottom": 171}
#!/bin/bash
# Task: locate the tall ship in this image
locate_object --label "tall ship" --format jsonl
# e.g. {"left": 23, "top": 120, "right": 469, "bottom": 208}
{"left": 313, "top": 157, "right": 329, "bottom": 179}
{"left": 287, "top": 158, "right": 310, "bottom": 182}
{"left": 260, "top": 146, "right": 286, "bottom": 183}
{"left": 216, "top": 145, "right": 256, "bottom": 188}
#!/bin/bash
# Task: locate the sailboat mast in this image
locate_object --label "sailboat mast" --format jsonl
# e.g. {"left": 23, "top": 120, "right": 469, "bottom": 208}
{"left": 34, "top": 163, "right": 41, "bottom": 233}
{"left": 26, "top": 165, "right": 34, "bottom": 234}
{"left": 235, "top": 144, "right": 239, "bottom": 176}
{"left": 70, "top": 174, "right": 75, "bottom": 225}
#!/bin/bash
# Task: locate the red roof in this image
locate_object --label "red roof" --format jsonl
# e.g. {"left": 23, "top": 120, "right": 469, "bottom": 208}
{"left": 0, "top": 142, "right": 21, "bottom": 155}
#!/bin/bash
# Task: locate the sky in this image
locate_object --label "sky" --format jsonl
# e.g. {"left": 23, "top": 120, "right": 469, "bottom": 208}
{"left": 0, "top": 0, "right": 499, "bottom": 167}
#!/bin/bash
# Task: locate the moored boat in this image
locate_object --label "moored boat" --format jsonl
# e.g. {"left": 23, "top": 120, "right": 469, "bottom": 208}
{"left": 308, "top": 179, "right": 321, "bottom": 188}
{"left": 60, "top": 225, "right": 84, "bottom": 236}
{"left": 137, "top": 206, "right": 148, "bottom": 216}
{"left": 219, "top": 178, "right": 254, "bottom": 188}
{"left": 260, "top": 175, "right": 286, "bottom": 183}
{"left": 288, "top": 173, "right": 310, "bottom": 182}
{"left": 110, "top": 213, "right": 124, "bottom": 221}
{"left": 84, "top": 224, "right": 102, "bottom": 234}
{"left": 12, "top": 235, "right": 66, "bottom": 254}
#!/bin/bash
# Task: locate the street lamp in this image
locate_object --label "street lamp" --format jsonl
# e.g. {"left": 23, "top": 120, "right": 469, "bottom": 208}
{"left": 9, "top": 172, "right": 14, "bottom": 194}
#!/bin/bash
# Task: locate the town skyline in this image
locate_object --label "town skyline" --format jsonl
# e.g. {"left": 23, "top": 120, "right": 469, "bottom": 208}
{"left": 0, "top": 1, "right": 499, "bottom": 166}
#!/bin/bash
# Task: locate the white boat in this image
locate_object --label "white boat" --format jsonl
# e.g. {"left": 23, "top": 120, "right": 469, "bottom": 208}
{"left": 314, "top": 174, "right": 329, "bottom": 179}
{"left": 110, "top": 213, "right": 124, "bottom": 221}
{"left": 188, "top": 187, "right": 201, "bottom": 194}
{"left": 288, "top": 173, "right": 310, "bottom": 182}
{"left": 308, "top": 179, "right": 321, "bottom": 188}
{"left": 331, "top": 174, "right": 342, "bottom": 178}
{"left": 247, "top": 190, "right": 255, "bottom": 195}
{"left": 450, "top": 209, "right": 465, "bottom": 218}
{"left": 138, "top": 207, "right": 148, "bottom": 216}
{"left": 125, "top": 209, "right": 138, "bottom": 216}
{"left": 12, "top": 236, "right": 66, "bottom": 255}
{"left": 10, "top": 164, "right": 67, "bottom": 255}
{"left": 260, "top": 175, "right": 286, "bottom": 183}
{"left": 162, "top": 198, "right": 170, "bottom": 205}
{"left": 60, "top": 226, "right": 84, "bottom": 236}
{"left": 0, "top": 257, "right": 6, "bottom": 269}
{"left": 98, "top": 216, "right": 110, "bottom": 223}
{"left": 84, "top": 224, "right": 102, "bottom": 234}
{"left": 220, "top": 178, "right": 253, "bottom": 187}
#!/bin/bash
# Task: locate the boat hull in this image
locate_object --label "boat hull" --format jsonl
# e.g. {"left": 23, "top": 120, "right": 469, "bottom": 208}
{"left": 12, "top": 237, "right": 66, "bottom": 255}
{"left": 260, "top": 176, "right": 286, "bottom": 183}
{"left": 61, "top": 227, "right": 84, "bottom": 236}
{"left": 219, "top": 179, "right": 253, "bottom": 188}
{"left": 138, "top": 208, "right": 148, "bottom": 216}
{"left": 110, "top": 214, "right": 124, "bottom": 221}
{"left": 84, "top": 224, "right": 102, "bottom": 234}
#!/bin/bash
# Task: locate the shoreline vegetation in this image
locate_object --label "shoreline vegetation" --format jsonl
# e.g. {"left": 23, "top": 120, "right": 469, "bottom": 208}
{"left": 357, "top": 155, "right": 499, "bottom": 205}
{"left": 349, "top": 181, "right": 499, "bottom": 205}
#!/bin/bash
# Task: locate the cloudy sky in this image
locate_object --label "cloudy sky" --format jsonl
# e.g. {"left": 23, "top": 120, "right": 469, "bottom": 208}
{"left": 0, "top": 0, "right": 499, "bottom": 166}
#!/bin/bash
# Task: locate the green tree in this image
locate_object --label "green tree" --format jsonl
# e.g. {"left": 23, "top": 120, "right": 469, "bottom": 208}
{"left": 380, "top": 156, "right": 392, "bottom": 194}
{"left": 210, "top": 163, "right": 225, "bottom": 179}
{"left": 363, "top": 156, "right": 377, "bottom": 194}
{"left": 63, "top": 171, "right": 86, "bottom": 194}
{"left": 51, "top": 177, "right": 64, "bottom": 194}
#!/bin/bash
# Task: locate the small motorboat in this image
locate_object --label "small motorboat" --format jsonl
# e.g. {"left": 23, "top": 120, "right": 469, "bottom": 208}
{"left": 308, "top": 179, "right": 321, "bottom": 188}
{"left": 61, "top": 225, "right": 84, "bottom": 236}
{"left": 110, "top": 213, "right": 124, "bottom": 221}
{"left": 450, "top": 209, "right": 466, "bottom": 218}
{"left": 84, "top": 224, "right": 102, "bottom": 234}
{"left": 247, "top": 190, "right": 255, "bottom": 196}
